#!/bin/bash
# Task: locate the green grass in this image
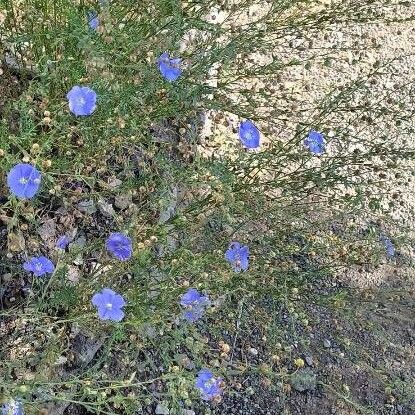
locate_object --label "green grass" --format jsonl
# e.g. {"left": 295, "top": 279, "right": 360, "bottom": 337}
{"left": 1, "top": 0, "right": 415, "bottom": 414}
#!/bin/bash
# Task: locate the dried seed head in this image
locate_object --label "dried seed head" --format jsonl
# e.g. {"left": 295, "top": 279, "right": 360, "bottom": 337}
{"left": 31, "top": 143, "right": 40, "bottom": 152}
{"left": 42, "top": 159, "right": 52, "bottom": 168}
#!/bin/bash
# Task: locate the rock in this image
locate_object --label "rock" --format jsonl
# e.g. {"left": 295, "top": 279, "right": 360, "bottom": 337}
{"left": 77, "top": 200, "right": 97, "bottom": 214}
{"left": 108, "top": 177, "right": 122, "bottom": 188}
{"left": 177, "top": 354, "right": 195, "bottom": 370}
{"left": 98, "top": 198, "right": 115, "bottom": 217}
{"left": 139, "top": 323, "right": 157, "bottom": 339}
{"left": 69, "top": 235, "right": 86, "bottom": 250}
{"left": 323, "top": 339, "right": 331, "bottom": 348}
{"left": 38, "top": 219, "right": 57, "bottom": 245}
{"left": 54, "top": 355, "right": 68, "bottom": 365}
{"left": 66, "top": 265, "right": 80, "bottom": 283}
{"left": 290, "top": 369, "right": 317, "bottom": 392}
{"left": 158, "top": 186, "right": 178, "bottom": 224}
{"left": 155, "top": 403, "right": 170, "bottom": 415}
{"left": 73, "top": 254, "right": 84, "bottom": 266}
{"left": 249, "top": 347, "right": 259, "bottom": 356}
{"left": 2, "top": 273, "right": 12, "bottom": 283}
{"left": 182, "top": 410, "right": 195, "bottom": 415}
{"left": 114, "top": 192, "right": 132, "bottom": 210}
{"left": 305, "top": 356, "right": 314, "bottom": 366}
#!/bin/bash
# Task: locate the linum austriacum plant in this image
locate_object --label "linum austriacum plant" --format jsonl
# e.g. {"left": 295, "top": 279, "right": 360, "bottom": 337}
{"left": 3, "top": 32, "right": 274, "bottom": 411}
{"left": 3, "top": 30, "right": 334, "bottom": 407}
{"left": 1, "top": 3, "right": 403, "bottom": 413}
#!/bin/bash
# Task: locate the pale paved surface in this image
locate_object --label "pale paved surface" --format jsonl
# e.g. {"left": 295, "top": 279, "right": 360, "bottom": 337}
{"left": 188, "top": 1, "right": 415, "bottom": 288}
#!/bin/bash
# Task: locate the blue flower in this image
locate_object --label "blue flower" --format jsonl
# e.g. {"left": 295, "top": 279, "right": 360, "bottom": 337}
{"left": 7, "top": 163, "right": 41, "bottom": 199}
{"left": 304, "top": 130, "right": 325, "bottom": 155}
{"left": 239, "top": 120, "right": 260, "bottom": 149}
{"left": 106, "top": 232, "right": 132, "bottom": 261}
{"left": 380, "top": 234, "right": 395, "bottom": 258}
{"left": 23, "top": 256, "right": 55, "bottom": 277}
{"left": 66, "top": 86, "right": 97, "bottom": 116}
{"left": 92, "top": 288, "right": 126, "bottom": 322}
{"left": 1, "top": 399, "right": 24, "bottom": 415}
{"left": 195, "top": 369, "right": 223, "bottom": 401}
{"left": 56, "top": 235, "right": 71, "bottom": 250}
{"left": 225, "top": 242, "right": 249, "bottom": 272}
{"left": 87, "top": 11, "right": 99, "bottom": 30}
{"left": 158, "top": 52, "right": 182, "bottom": 82}
{"left": 180, "top": 288, "right": 210, "bottom": 322}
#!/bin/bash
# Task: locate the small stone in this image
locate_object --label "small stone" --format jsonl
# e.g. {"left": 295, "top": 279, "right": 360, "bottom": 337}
{"left": 177, "top": 354, "right": 195, "bottom": 370}
{"left": 305, "top": 356, "right": 314, "bottom": 366}
{"left": 323, "top": 339, "right": 331, "bottom": 348}
{"left": 139, "top": 323, "right": 157, "bottom": 339}
{"left": 54, "top": 356, "right": 68, "bottom": 365}
{"left": 69, "top": 235, "right": 86, "bottom": 250}
{"left": 77, "top": 200, "right": 97, "bottom": 214}
{"left": 38, "top": 219, "right": 57, "bottom": 244}
{"left": 115, "top": 192, "right": 132, "bottom": 210}
{"left": 2, "top": 273, "right": 12, "bottom": 282}
{"left": 98, "top": 198, "right": 115, "bottom": 217}
{"left": 66, "top": 265, "right": 80, "bottom": 283}
{"left": 249, "top": 347, "right": 259, "bottom": 356}
{"left": 73, "top": 254, "right": 84, "bottom": 266}
{"left": 108, "top": 177, "right": 122, "bottom": 188}
{"left": 242, "top": 386, "right": 253, "bottom": 396}
{"left": 182, "top": 410, "right": 195, "bottom": 415}
{"left": 155, "top": 403, "right": 170, "bottom": 415}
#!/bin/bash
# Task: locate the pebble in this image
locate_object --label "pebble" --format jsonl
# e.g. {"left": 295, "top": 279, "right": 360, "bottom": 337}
{"left": 108, "top": 177, "right": 122, "bottom": 188}
{"left": 77, "top": 200, "right": 97, "bottom": 214}
{"left": 115, "top": 192, "right": 132, "bottom": 210}
{"left": 323, "top": 339, "right": 331, "bottom": 348}
{"left": 69, "top": 236, "right": 86, "bottom": 250}
{"left": 155, "top": 403, "right": 170, "bottom": 415}
{"left": 248, "top": 347, "right": 259, "bottom": 356}
{"left": 305, "top": 356, "right": 314, "bottom": 366}
{"left": 97, "top": 198, "right": 115, "bottom": 217}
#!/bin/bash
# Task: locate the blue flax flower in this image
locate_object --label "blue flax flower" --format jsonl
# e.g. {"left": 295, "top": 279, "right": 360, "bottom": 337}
{"left": 23, "top": 256, "right": 55, "bottom": 277}
{"left": 158, "top": 52, "right": 182, "bottom": 82}
{"left": 239, "top": 120, "right": 260, "bottom": 149}
{"left": 56, "top": 235, "right": 71, "bottom": 250}
{"left": 180, "top": 288, "right": 209, "bottom": 322}
{"left": 7, "top": 163, "right": 41, "bottom": 199}
{"left": 225, "top": 242, "right": 249, "bottom": 272}
{"left": 380, "top": 234, "right": 395, "bottom": 258}
{"left": 92, "top": 288, "right": 126, "bottom": 322}
{"left": 304, "top": 130, "right": 325, "bottom": 155}
{"left": 195, "top": 369, "right": 223, "bottom": 401}
{"left": 66, "top": 86, "right": 97, "bottom": 116}
{"left": 1, "top": 399, "right": 24, "bottom": 415}
{"left": 87, "top": 11, "right": 99, "bottom": 30}
{"left": 106, "top": 232, "right": 132, "bottom": 261}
